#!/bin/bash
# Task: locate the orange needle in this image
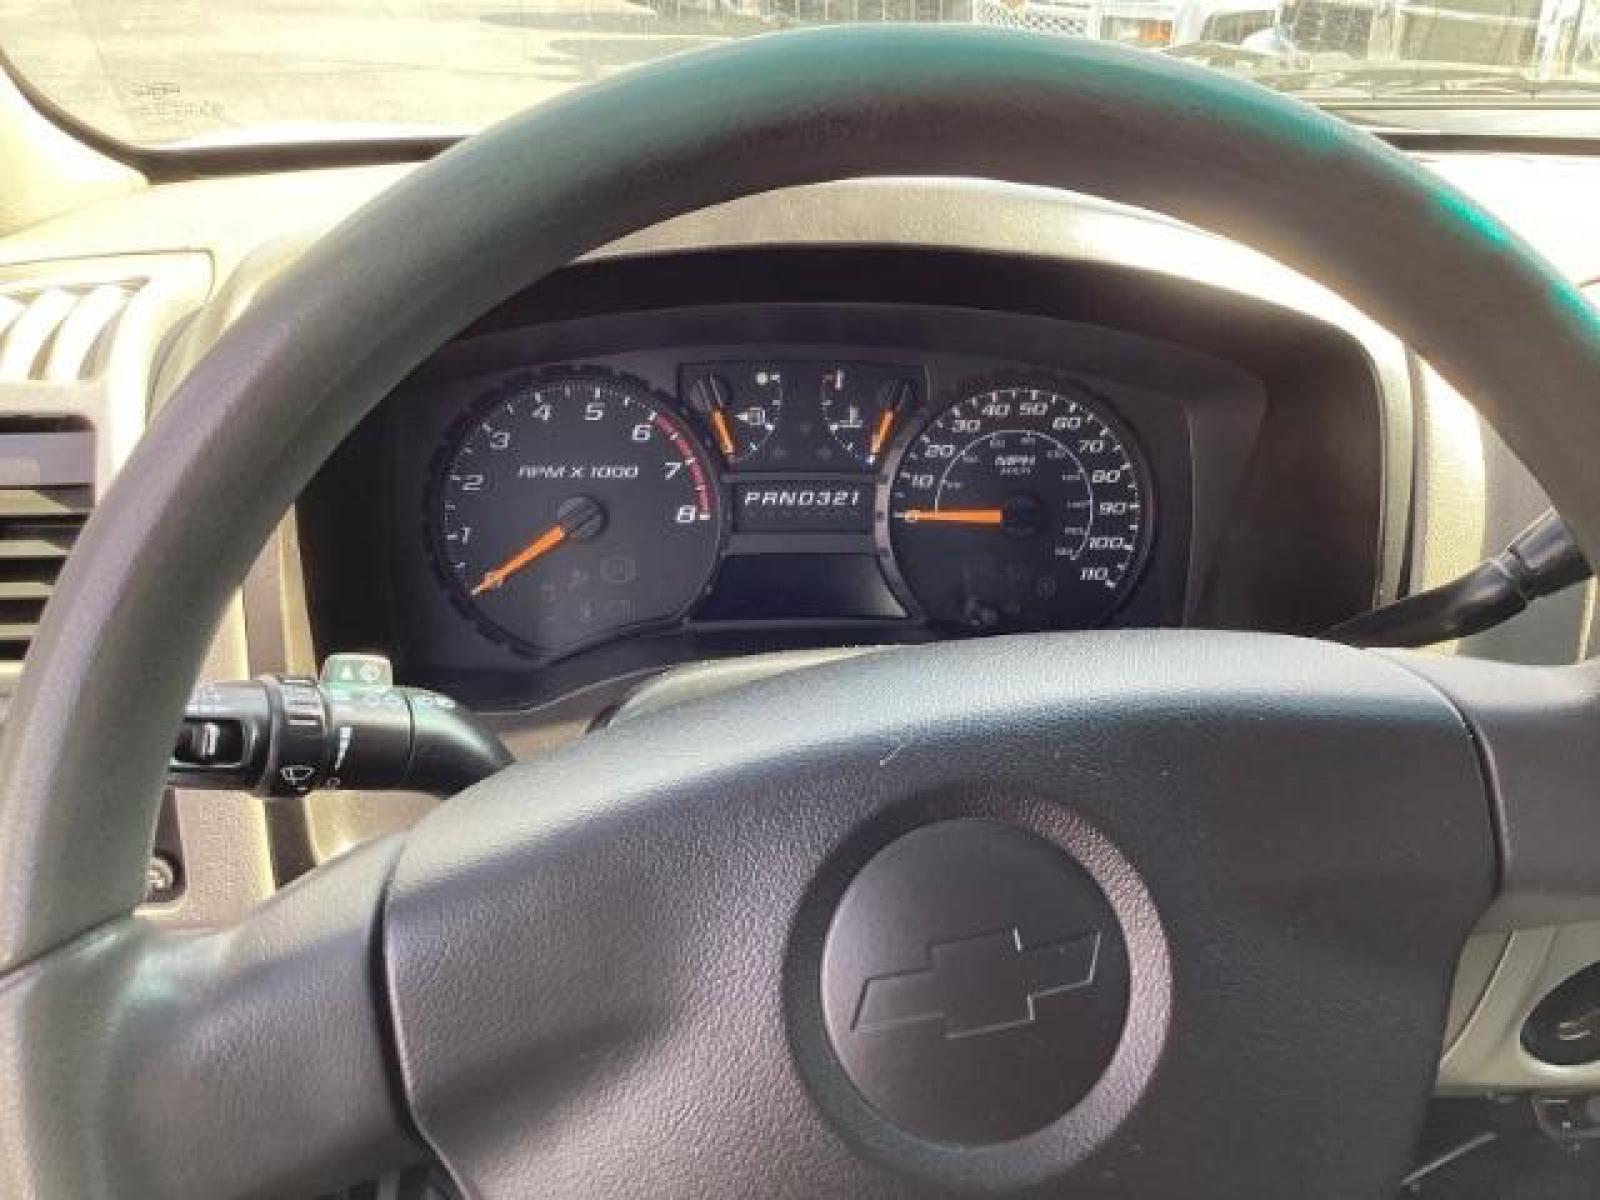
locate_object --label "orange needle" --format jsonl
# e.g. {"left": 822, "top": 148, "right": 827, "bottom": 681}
{"left": 899, "top": 508, "right": 1005, "bottom": 526}
{"left": 868, "top": 409, "right": 896, "bottom": 460}
{"left": 709, "top": 408, "right": 737, "bottom": 459}
{"left": 470, "top": 524, "right": 567, "bottom": 595}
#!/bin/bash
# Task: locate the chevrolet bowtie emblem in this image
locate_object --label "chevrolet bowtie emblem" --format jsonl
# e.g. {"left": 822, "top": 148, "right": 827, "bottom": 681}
{"left": 851, "top": 927, "right": 1102, "bottom": 1040}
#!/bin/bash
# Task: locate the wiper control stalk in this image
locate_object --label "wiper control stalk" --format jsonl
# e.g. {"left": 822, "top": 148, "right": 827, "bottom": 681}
{"left": 169, "top": 653, "right": 512, "bottom": 797}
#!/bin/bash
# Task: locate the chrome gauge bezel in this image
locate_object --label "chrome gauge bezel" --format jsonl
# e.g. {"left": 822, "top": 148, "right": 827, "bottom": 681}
{"left": 874, "top": 372, "right": 1157, "bottom": 631}
{"left": 425, "top": 365, "right": 729, "bottom": 665}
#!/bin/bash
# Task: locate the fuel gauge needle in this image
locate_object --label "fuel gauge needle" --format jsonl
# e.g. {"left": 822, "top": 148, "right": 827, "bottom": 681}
{"left": 708, "top": 408, "right": 737, "bottom": 460}
{"left": 690, "top": 375, "right": 739, "bottom": 461}
{"left": 469, "top": 496, "right": 605, "bottom": 596}
{"left": 899, "top": 508, "right": 1005, "bottom": 526}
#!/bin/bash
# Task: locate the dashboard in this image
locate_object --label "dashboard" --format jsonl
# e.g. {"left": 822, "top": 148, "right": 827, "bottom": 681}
{"left": 7, "top": 146, "right": 1599, "bottom": 1099}
{"left": 300, "top": 248, "right": 1390, "bottom": 710}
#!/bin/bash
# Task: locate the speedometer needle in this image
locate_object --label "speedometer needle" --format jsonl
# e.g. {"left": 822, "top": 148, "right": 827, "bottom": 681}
{"left": 469, "top": 496, "right": 605, "bottom": 596}
{"left": 899, "top": 508, "right": 1005, "bottom": 526}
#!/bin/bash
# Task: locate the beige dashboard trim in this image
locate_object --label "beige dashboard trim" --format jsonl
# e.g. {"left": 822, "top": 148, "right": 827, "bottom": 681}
{"left": 10, "top": 181, "right": 1418, "bottom": 930}
{"left": 593, "top": 180, "right": 1416, "bottom": 604}
{"left": 1433, "top": 282, "right": 1600, "bottom": 1089}
{"left": 0, "top": 70, "right": 141, "bottom": 239}
{"left": 140, "top": 593, "right": 277, "bottom": 927}
{"left": 208, "top": 180, "right": 1421, "bottom": 867}
{"left": 1411, "top": 367, "right": 1489, "bottom": 656}
{"left": 166, "top": 181, "right": 1419, "bottom": 621}
{"left": 0, "top": 252, "right": 271, "bottom": 928}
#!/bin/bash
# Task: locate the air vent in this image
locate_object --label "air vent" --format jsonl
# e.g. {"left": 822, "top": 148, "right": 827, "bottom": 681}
{"left": 0, "top": 416, "right": 93, "bottom": 685}
{"left": 0, "top": 254, "right": 209, "bottom": 695}
{"left": 0, "top": 281, "right": 138, "bottom": 383}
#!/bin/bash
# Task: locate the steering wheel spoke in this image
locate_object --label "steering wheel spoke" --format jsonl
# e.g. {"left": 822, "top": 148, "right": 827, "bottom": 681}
{"left": 1391, "top": 651, "right": 1600, "bottom": 931}
{"left": 0, "top": 836, "right": 419, "bottom": 1198}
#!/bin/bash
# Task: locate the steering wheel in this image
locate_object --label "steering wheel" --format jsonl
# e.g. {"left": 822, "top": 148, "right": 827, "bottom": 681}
{"left": 3, "top": 25, "right": 1599, "bottom": 1199}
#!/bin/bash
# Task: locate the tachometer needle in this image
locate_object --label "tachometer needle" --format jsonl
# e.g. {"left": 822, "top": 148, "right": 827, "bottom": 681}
{"left": 899, "top": 508, "right": 1005, "bottom": 526}
{"left": 469, "top": 496, "right": 606, "bottom": 596}
{"left": 470, "top": 524, "right": 566, "bottom": 595}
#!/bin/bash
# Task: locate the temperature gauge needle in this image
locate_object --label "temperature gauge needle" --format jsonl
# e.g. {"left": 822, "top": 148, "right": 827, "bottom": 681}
{"left": 867, "top": 378, "right": 915, "bottom": 465}
{"left": 469, "top": 496, "right": 605, "bottom": 596}
{"left": 867, "top": 409, "right": 897, "bottom": 463}
{"left": 899, "top": 508, "right": 1005, "bottom": 526}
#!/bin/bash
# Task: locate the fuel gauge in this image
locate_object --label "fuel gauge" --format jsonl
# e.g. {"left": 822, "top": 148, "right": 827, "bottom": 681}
{"left": 685, "top": 368, "right": 784, "bottom": 464}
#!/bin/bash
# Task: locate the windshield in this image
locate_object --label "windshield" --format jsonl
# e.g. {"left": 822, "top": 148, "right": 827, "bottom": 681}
{"left": 2, "top": 0, "right": 1599, "bottom": 147}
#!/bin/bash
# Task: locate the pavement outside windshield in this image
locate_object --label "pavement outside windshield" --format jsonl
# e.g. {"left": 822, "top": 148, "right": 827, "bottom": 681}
{"left": 0, "top": 0, "right": 975, "bottom": 147}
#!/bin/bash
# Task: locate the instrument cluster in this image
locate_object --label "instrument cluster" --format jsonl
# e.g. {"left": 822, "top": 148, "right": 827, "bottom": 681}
{"left": 302, "top": 279, "right": 1392, "bottom": 712}
{"left": 428, "top": 356, "right": 1158, "bottom": 665}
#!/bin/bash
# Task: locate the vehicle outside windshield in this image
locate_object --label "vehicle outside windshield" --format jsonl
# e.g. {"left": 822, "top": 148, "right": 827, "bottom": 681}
{"left": 1, "top": 0, "right": 1598, "bottom": 147}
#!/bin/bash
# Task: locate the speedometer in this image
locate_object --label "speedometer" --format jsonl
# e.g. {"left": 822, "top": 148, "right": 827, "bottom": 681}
{"left": 882, "top": 378, "right": 1151, "bottom": 631}
{"left": 431, "top": 369, "right": 723, "bottom": 661}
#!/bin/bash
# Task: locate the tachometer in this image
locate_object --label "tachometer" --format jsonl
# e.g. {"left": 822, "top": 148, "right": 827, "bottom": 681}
{"left": 882, "top": 378, "right": 1151, "bottom": 630}
{"left": 432, "top": 370, "right": 723, "bottom": 660}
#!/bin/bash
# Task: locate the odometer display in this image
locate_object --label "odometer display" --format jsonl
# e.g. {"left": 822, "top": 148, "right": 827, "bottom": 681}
{"left": 432, "top": 371, "right": 722, "bottom": 661}
{"left": 884, "top": 380, "right": 1150, "bottom": 631}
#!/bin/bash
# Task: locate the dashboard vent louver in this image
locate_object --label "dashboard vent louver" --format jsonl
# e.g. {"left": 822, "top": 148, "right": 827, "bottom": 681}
{"left": 0, "top": 254, "right": 209, "bottom": 696}
{"left": 0, "top": 417, "right": 94, "bottom": 680}
{"left": 0, "top": 281, "right": 138, "bottom": 383}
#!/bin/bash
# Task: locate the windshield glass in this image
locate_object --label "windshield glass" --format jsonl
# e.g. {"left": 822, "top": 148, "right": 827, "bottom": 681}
{"left": 2, "top": 0, "right": 1599, "bottom": 146}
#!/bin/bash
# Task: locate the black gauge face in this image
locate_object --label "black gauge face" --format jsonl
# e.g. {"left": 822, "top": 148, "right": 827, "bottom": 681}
{"left": 432, "top": 371, "right": 723, "bottom": 660}
{"left": 683, "top": 366, "right": 784, "bottom": 464}
{"left": 820, "top": 367, "right": 918, "bottom": 468}
{"left": 883, "top": 380, "right": 1151, "bottom": 631}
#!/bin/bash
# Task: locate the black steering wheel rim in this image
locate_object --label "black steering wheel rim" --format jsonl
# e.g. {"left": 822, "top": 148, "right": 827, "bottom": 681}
{"left": 1, "top": 24, "right": 1598, "bottom": 1199}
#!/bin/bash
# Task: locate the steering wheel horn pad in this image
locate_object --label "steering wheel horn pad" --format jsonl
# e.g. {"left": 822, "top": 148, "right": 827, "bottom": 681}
{"left": 816, "top": 819, "right": 1133, "bottom": 1147}
{"left": 2, "top": 24, "right": 1599, "bottom": 1200}
{"left": 382, "top": 633, "right": 1488, "bottom": 1197}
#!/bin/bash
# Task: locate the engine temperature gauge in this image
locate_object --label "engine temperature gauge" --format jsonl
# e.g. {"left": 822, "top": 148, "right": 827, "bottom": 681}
{"left": 821, "top": 368, "right": 917, "bottom": 467}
